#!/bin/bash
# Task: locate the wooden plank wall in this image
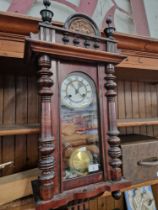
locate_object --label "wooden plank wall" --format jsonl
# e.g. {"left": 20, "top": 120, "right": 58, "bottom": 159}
{"left": 0, "top": 57, "right": 39, "bottom": 176}
{"left": 117, "top": 80, "right": 158, "bottom": 137}
{"left": 66, "top": 195, "right": 125, "bottom": 210}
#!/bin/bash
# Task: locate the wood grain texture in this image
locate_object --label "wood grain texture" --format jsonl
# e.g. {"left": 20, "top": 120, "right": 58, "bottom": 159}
{"left": 138, "top": 82, "right": 147, "bottom": 135}
{"left": 117, "top": 80, "right": 126, "bottom": 134}
{"left": 1, "top": 11, "right": 158, "bottom": 209}
{"left": 145, "top": 83, "right": 154, "bottom": 136}
{"left": 117, "top": 80, "right": 158, "bottom": 137}
{"left": 0, "top": 58, "right": 39, "bottom": 177}
{"left": 131, "top": 81, "right": 139, "bottom": 134}
{"left": 0, "top": 168, "right": 39, "bottom": 205}
{"left": 15, "top": 75, "right": 27, "bottom": 173}
{"left": 0, "top": 125, "right": 39, "bottom": 136}
{"left": 118, "top": 118, "right": 158, "bottom": 127}
{"left": 2, "top": 75, "right": 15, "bottom": 176}
{"left": 0, "top": 76, "right": 3, "bottom": 177}
{"left": 25, "top": 39, "right": 125, "bottom": 64}
{"left": 124, "top": 81, "right": 133, "bottom": 134}
{"left": 27, "top": 75, "right": 39, "bottom": 169}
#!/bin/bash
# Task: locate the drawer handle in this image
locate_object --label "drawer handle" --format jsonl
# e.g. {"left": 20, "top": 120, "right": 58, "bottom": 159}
{"left": 138, "top": 157, "right": 158, "bottom": 166}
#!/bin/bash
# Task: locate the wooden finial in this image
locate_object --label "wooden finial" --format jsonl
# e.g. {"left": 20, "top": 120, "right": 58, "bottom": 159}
{"left": 112, "top": 190, "right": 122, "bottom": 200}
{"left": 40, "top": 0, "right": 54, "bottom": 23}
{"left": 104, "top": 16, "right": 115, "bottom": 39}
{"left": 43, "top": 0, "right": 51, "bottom": 8}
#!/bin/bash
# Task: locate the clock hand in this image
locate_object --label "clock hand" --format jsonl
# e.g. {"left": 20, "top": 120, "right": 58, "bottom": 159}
{"left": 70, "top": 82, "right": 78, "bottom": 93}
{"left": 76, "top": 82, "right": 85, "bottom": 95}
{"left": 77, "top": 81, "right": 83, "bottom": 90}
{"left": 70, "top": 82, "right": 83, "bottom": 95}
{"left": 78, "top": 91, "right": 86, "bottom": 98}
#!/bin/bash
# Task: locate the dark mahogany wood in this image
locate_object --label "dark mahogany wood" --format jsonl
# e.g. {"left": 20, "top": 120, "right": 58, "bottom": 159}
{"left": 24, "top": 1, "right": 131, "bottom": 209}
{"left": 105, "top": 63, "right": 122, "bottom": 181}
{"left": 104, "top": 17, "right": 122, "bottom": 182}
{"left": 32, "top": 179, "right": 130, "bottom": 210}
{"left": 104, "top": 18, "right": 123, "bottom": 200}
{"left": 38, "top": 54, "right": 55, "bottom": 200}
{"left": 58, "top": 63, "right": 107, "bottom": 191}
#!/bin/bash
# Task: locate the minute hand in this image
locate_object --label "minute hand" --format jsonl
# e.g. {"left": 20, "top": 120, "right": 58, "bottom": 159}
{"left": 78, "top": 87, "right": 87, "bottom": 97}
{"left": 70, "top": 82, "right": 78, "bottom": 94}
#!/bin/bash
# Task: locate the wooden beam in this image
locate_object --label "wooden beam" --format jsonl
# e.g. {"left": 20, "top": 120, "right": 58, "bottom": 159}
{"left": 0, "top": 37, "right": 24, "bottom": 58}
{"left": 0, "top": 168, "right": 39, "bottom": 205}
{"left": 25, "top": 40, "right": 126, "bottom": 64}
{"left": 117, "top": 55, "right": 158, "bottom": 71}
{"left": 115, "top": 32, "right": 158, "bottom": 54}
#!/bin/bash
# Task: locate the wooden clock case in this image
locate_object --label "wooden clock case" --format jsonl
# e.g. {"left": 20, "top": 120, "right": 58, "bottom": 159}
{"left": 24, "top": 1, "right": 130, "bottom": 209}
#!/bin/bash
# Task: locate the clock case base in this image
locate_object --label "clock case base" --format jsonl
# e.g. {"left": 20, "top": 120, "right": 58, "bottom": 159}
{"left": 32, "top": 179, "right": 131, "bottom": 210}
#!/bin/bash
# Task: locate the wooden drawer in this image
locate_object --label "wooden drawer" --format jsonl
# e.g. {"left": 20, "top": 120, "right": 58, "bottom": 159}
{"left": 121, "top": 135, "right": 158, "bottom": 183}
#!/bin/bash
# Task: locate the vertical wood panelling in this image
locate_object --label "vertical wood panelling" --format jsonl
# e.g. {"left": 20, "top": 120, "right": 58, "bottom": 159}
{"left": 117, "top": 80, "right": 158, "bottom": 138}
{"left": 124, "top": 81, "right": 133, "bottom": 134}
{"left": 27, "top": 75, "right": 38, "bottom": 169}
{"left": 0, "top": 61, "right": 39, "bottom": 177}
{"left": 151, "top": 84, "right": 158, "bottom": 137}
{"left": 156, "top": 84, "right": 158, "bottom": 137}
{"left": 97, "top": 196, "right": 107, "bottom": 210}
{"left": 152, "top": 184, "right": 158, "bottom": 207}
{"left": 84, "top": 202, "right": 89, "bottom": 210}
{"left": 114, "top": 194, "right": 125, "bottom": 209}
{"left": 15, "top": 75, "right": 27, "bottom": 173}
{"left": 2, "top": 75, "right": 15, "bottom": 176}
{"left": 131, "top": 81, "right": 140, "bottom": 134}
{"left": 106, "top": 196, "right": 115, "bottom": 210}
{"left": 138, "top": 82, "right": 147, "bottom": 135}
{"left": 117, "top": 80, "right": 126, "bottom": 134}
{"left": 145, "top": 83, "right": 153, "bottom": 136}
{"left": 0, "top": 76, "right": 3, "bottom": 176}
{"left": 89, "top": 199, "right": 98, "bottom": 210}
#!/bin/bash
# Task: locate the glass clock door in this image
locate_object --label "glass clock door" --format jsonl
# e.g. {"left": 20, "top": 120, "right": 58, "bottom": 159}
{"left": 60, "top": 72, "right": 101, "bottom": 180}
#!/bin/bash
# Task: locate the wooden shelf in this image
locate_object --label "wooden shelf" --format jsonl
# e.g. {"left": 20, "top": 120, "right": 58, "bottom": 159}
{"left": 0, "top": 124, "right": 40, "bottom": 136}
{"left": 0, "top": 168, "right": 39, "bottom": 205}
{"left": 1, "top": 118, "right": 158, "bottom": 136}
{"left": 117, "top": 118, "right": 158, "bottom": 127}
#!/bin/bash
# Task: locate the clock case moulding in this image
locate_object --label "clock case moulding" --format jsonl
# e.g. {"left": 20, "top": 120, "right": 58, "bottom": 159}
{"left": 24, "top": 1, "right": 131, "bottom": 209}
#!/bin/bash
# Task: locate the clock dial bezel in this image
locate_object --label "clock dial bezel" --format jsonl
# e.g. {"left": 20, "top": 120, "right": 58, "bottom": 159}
{"left": 61, "top": 72, "right": 95, "bottom": 109}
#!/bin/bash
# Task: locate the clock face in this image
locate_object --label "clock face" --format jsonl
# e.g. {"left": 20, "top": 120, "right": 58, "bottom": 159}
{"left": 61, "top": 73, "right": 94, "bottom": 109}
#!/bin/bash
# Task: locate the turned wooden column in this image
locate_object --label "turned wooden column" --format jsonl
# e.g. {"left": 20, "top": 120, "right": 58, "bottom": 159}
{"left": 104, "top": 18, "right": 122, "bottom": 182}
{"left": 38, "top": 54, "right": 55, "bottom": 200}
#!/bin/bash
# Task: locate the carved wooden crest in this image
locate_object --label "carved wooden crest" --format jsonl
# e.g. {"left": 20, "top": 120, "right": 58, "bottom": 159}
{"left": 64, "top": 13, "right": 100, "bottom": 36}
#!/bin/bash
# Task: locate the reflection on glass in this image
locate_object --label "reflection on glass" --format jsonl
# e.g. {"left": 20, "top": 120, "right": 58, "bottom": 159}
{"left": 60, "top": 72, "right": 101, "bottom": 180}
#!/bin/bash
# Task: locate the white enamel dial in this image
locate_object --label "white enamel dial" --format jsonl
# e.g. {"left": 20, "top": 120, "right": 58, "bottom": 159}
{"left": 61, "top": 73, "right": 94, "bottom": 109}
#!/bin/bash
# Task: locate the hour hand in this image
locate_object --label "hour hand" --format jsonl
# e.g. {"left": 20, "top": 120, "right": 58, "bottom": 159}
{"left": 70, "top": 82, "right": 77, "bottom": 92}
